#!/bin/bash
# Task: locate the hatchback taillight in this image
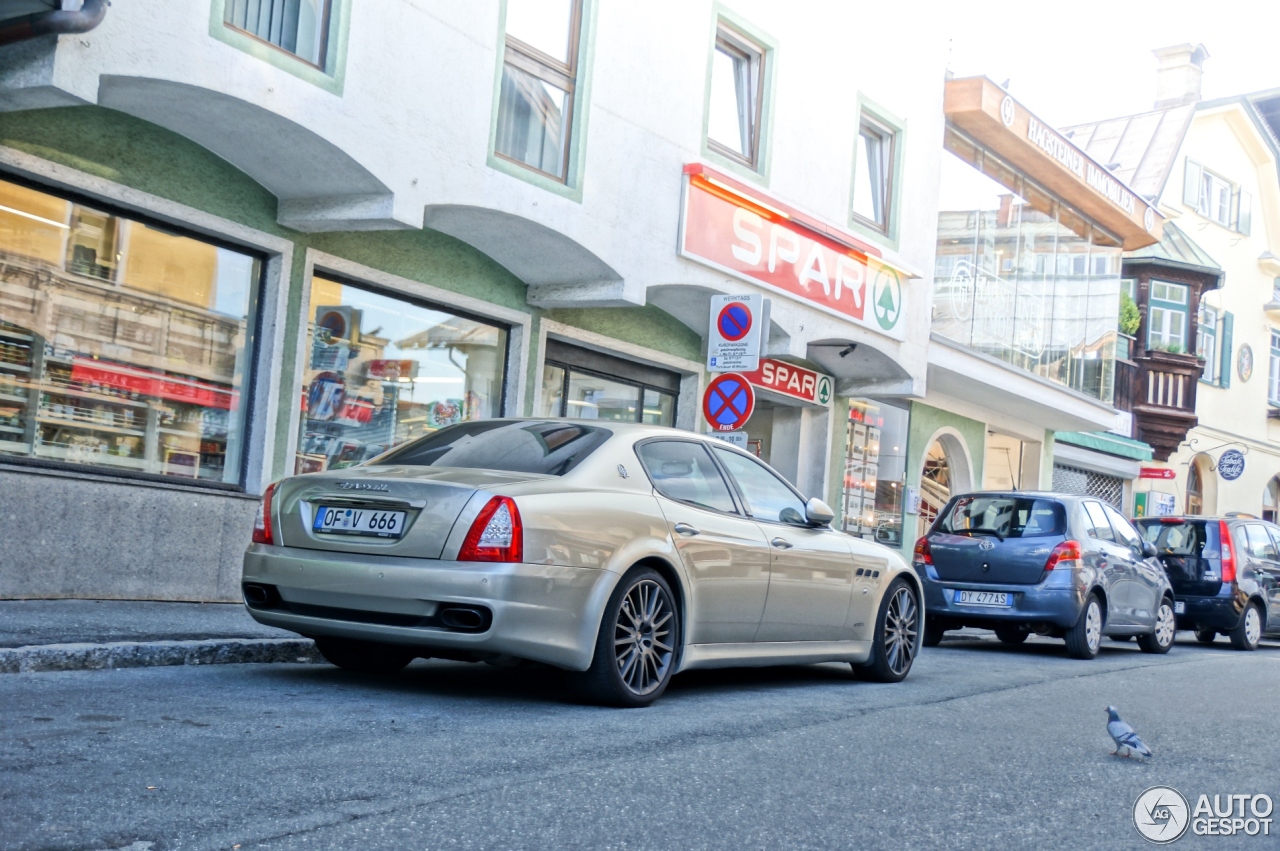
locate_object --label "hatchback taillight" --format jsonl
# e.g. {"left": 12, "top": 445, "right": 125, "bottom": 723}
{"left": 251, "top": 482, "right": 279, "bottom": 545}
{"left": 1044, "top": 539, "right": 1083, "bottom": 571}
{"left": 458, "top": 496, "right": 523, "bottom": 563}
{"left": 913, "top": 536, "right": 933, "bottom": 566}
{"left": 1219, "top": 520, "right": 1236, "bottom": 583}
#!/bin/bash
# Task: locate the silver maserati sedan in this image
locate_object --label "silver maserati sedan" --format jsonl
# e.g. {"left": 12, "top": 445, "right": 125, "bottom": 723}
{"left": 242, "top": 419, "right": 924, "bottom": 706}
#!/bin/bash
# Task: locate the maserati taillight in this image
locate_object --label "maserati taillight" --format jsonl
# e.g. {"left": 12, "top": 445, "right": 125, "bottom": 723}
{"left": 251, "top": 482, "right": 279, "bottom": 545}
{"left": 458, "top": 496, "right": 523, "bottom": 563}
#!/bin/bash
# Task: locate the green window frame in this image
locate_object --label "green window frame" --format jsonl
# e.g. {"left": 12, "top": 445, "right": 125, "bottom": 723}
{"left": 1270, "top": 332, "right": 1280, "bottom": 406}
{"left": 700, "top": 5, "right": 777, "bottom": 185}
{"left": 848, "top": 96, "right": 906, "bottom": 247}
{"left": 487, "top": 0, "right": 597, "bottom": 202}
{"left": 1147, "top": 280, "right": 1189, "bottom": 353}
{"left": 209, "top": 0, "right": 350, "bottom": 95}
{"left": 1197, "top": 303, "right": 1218, "bottom": 384}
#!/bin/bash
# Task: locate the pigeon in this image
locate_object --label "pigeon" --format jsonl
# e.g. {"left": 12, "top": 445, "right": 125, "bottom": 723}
{"left": 1106, "top": 706, "right": 1153, "bottom": 758}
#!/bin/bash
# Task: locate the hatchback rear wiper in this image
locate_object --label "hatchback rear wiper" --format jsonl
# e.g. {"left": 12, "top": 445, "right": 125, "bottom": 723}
{"left": 963, "top": 528, "right": 1004, "bottom": 542}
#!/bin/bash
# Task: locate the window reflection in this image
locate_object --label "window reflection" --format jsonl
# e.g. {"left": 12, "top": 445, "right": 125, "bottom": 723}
{"left": 933, "top": 129, "right": 1121, "bottom": 403}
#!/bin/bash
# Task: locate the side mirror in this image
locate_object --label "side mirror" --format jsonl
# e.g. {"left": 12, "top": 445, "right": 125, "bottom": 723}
{"left": 805, "top": 497, "right": 835, "bottom": 527}
{"left": 1141, "top": 540, "right": 1158, "bottom": 558}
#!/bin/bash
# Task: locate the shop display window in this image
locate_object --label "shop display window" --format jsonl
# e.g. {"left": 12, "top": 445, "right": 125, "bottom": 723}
{"left": 933, "top": 129, "right": 1122, "bottom": 403}
{"left": 0, "top": 177, "right": 259, "bottom": 484}
{"left": 536, "top": 340, "right": 678, "bottom": 427}
{"left": 841, "top": 400, "right": 908, "bottom": 546}
{"left": 294, "top": 277, "right": 508, "bottom": 474}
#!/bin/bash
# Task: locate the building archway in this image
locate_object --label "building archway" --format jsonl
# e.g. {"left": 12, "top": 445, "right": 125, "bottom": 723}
{"left": 1186, "top": 453, "right": 1217, "bottom": 515}
{"left": 1264, "top": 476, "right": 1280, "bottom": 523}
{"left": 917, "top": 428, "right": 974, "bottom": 538}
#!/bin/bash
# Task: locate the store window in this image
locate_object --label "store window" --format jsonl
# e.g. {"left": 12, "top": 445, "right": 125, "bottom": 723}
{"left": 294, "top": 276, "right": 507, "bottom": 474}
{"left": 223, "top": 0, "right": 334, "bottom": 68}
{"left": 841, "top": 399, "right": 908, "bottom": 547}
{"left": 536, "top": 340, "right": 677, "bottom": 425}
{"left": 933, "top": 129, "right": 1122, "bottom": 403}
{"left": 918, "top": 439, "right": 953, "bottom": 537}
{"left": 494, "top": 0, "right": 583, "bottom": 182}
{"left": 851, "top": 115, "right": 895, "bottom": 233}
{"left": 1186, "top": 461, "right": 1203, "bottom": 516}
{"left": 0, "top": 177, "right": 260, "bottom": 484}
{"left": 706, "top": 23, "right": 767, "bottom": 170}
{"left": 1147, "top": 281, "right": 1188, "bottom": 353}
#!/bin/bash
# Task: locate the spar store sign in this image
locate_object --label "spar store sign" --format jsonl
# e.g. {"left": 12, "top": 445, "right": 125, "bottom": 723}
{"left": 742, "top": 359, "right": 832, "bottom": 407}
{"left": 678, "top": 164, "right": 907, "bottom": 340}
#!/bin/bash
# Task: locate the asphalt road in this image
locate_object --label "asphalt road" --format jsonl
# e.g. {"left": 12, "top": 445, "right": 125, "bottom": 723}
{"left": 3, "top": 634, "right": 1279, "bottom": 851}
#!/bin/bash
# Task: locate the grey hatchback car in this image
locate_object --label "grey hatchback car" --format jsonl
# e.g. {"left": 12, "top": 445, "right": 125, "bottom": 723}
{"left": 914, "top": 492, "right": 1176, "bottom": 659}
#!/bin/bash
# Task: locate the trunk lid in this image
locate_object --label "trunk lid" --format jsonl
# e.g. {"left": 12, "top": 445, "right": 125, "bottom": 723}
{"left": 927, "top": 495, "right": 1068, "bottom": 585}
{"left": 275, "top": 466, "right": 546, "bottom": 559}
{"left": 1135, "top": 518, "right": 1225, "bottom": 597}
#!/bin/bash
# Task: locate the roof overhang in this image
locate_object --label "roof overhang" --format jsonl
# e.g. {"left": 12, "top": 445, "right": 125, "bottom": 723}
{"left": 944, "top": 77, "right": 1164, "bottom": 251}
{"left": 927, "top": 334, "right": 1122, "bottom": 433}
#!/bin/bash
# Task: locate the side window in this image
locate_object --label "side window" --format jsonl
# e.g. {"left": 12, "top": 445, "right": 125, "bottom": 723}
{"left": 1083, "top": 502, "right": 1115, "bottom": 543}
{"left": 637, "top": 441, "right": 736, "bottom": 514}
{"left": 1266, "top": 526, "right": 1280, "bottom": 557}
{"left": 1244, "top": 524, "right": 1278, "bottom": 560}
{"left": 1103, "top": 505, "right": 1142, "bottom": 551}
{"left": 713, "top": 447, "right": 806, "bottom": 525}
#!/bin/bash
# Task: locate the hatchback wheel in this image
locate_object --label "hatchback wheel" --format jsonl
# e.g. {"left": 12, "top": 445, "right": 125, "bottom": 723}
{"left": 1228, "top": 602, "right": 1263, "bottom": 651}
{"left": 1137, "top": 599, "right": 1176, "bottom": 654}
{"left": 922, "top": 618, "right": 946, "bottom": 647}
{"left": 853, "top": 579, "right": 920, "bottom": 683}
{"left": 1194, "top": 629, "right": 1217, "bottom": 644}
{"left": 578, "top": 567, "right": 679, "bottom": 707}
{"left": 1064, "top": 594, "right": 1103, "bottom": 660}
{"left": 315, "top": 637, "right": 415, "bottom": 674}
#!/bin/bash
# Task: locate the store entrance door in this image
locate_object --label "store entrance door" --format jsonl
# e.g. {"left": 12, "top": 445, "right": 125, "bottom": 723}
{"left": 738, "top": 391, "right": 829, "bottom": 500}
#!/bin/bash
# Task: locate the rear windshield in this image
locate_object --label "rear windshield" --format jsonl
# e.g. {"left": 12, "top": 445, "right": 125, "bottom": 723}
{"left": 1135, "top": 519, "right": 1220, "bottom": 558}
{"left": 373, "top": 420, "right": 611, "bottom": 476}
{"left": 938, "top": 496, "right": 1065, "bottom": 539}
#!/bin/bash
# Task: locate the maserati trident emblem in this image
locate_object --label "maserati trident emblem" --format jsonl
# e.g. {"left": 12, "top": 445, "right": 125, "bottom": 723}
{"left": 337, "top": 482, "right": 389, "bottom": 492}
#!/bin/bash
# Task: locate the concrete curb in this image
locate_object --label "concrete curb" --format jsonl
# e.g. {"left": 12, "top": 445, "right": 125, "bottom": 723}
{"left": 0, "top": 638, "right": 322, "bottom": 674}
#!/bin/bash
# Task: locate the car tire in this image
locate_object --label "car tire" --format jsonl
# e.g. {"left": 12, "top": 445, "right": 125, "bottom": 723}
{"left": 314, "top": 637, "right": 415, "bottom": 674}
{"left": 1194, "top": 629, "right": 1217, "bottom": 644}
{"left": 1137, "top": 599, "right": 1176, "bottom": 655}
{"left": 1064, "top": 593, "right": 1103, "bottom": 660}
{"left": 853, "top": 579, "right": 921, "bottom": 683}
{"left": 993, "top": 626, "right": 1028, "bottom": 645}
{"left": 1228, "top": 602, "right": 1263, "bottom": 651}
{"left": 576, "top": 567, "right": 679, "bottom": 708}
{"left": 922, "top": 618, "right": 946, "bottom": 647}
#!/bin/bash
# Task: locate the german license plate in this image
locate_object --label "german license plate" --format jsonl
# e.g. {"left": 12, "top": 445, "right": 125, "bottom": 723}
{"left": 313, "top": 506, "right": 406, "bottom": 538}
{"left": 955, "top": 590, "right": 1012, "bottom": 607}
{"left": 1174, "top": 601, "right": 1186, "bottom": 614}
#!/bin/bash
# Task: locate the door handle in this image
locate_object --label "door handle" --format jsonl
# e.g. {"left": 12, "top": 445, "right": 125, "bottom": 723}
{"left": 771, "top": 537, "right": 793, "bottom": 549}
{"left": 673, "top": 523, "right": 700, "bottom": 536}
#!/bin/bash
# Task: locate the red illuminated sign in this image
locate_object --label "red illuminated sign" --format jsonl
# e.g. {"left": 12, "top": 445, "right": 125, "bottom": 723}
{"left": 740, "top": 359, "right": 832, "bottom": 407}
{"left": 678, "top": 165, "right": 907, "bottom": 339}
{"left": 1139, "top": 467, "right": 1177, "bottom": 480}
{"left": 71, "top": 358, "right": 234, "bottom": 410}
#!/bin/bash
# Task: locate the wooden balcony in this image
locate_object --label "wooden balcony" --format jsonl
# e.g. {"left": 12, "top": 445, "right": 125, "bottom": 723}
{"left": 1113, "top": 350, "right": 1202, "bottom": 462}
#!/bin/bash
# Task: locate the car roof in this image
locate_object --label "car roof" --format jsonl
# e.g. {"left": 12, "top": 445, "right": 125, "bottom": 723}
{"left": 949, "top": 491, "right": 1083, "bottom": 501}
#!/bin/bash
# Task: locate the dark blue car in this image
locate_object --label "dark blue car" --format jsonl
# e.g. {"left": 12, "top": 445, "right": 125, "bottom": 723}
{"left": 914, "top": 492, "right": 1175, "bottom": 659}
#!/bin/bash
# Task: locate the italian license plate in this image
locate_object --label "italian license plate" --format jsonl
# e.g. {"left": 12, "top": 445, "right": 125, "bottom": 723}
{"left": 955, "top": 590, "right": 1012, "bottom": 607}
{"left": 1174, "top": 601, "right": 1186, "bottom": 614}
{"left": 313, "top": 506, "right": 406, "bottom": 538}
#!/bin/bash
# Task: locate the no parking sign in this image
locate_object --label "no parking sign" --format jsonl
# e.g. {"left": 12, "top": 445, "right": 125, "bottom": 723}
{"left": 708, "top": 294, "right": 763, "bottom": 372}
{"left": 702, "top": 373, "right": 755, "bottom": 431}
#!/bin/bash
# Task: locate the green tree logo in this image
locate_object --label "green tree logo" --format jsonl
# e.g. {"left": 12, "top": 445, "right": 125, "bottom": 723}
{"left": 872, "top": 268, "right": 902, "bottom": 331}
{"left": 817, "top": 376, "right": 832, "bottom": 405}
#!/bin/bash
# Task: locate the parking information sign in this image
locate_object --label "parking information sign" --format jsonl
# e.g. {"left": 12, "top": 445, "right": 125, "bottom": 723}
{"left": 702, "top": 373, "right": 755, "bottom": 432}
{"left": 708, "top": 293, "right": 763, "bottom": 372}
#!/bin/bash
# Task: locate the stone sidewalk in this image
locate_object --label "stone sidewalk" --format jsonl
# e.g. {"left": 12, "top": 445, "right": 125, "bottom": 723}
{"left": 0, "top": 599, "right": 319, "bottom": 673}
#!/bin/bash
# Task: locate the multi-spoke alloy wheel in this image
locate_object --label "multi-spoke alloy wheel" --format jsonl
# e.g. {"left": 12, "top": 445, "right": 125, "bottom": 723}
{"left": 1138, "top": 600, "right": 1176, "bottom": 654}
{"left": 614, "top": 579, "right": 675, "bottom": 696}
{"left": 579, "top": 568, "right": 680, "bottom": 707}
{"left": 853, "top": 578, "right": 920, "bottom": 683}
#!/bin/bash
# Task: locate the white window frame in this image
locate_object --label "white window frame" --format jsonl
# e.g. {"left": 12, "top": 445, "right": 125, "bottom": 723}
{"left": 706, "top": 25, "right": 767, "bottom": 170}
{"left": 1198, "top": 169, "right": 1234, "bottom": 227}
{"left": 1270, "top": 332, "right": 1280, "bottom": 406}
{"left": 851, "top": 115, "right": 895, "bottom": 233}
